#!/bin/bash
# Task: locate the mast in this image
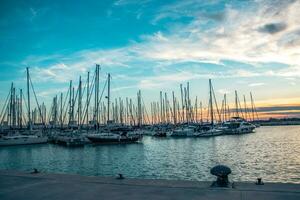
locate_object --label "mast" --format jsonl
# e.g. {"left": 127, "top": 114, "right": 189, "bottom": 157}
{"left": 250, "top": 92, "right": 255, "bottom": 121}
{"left": 187, "top": 82, "right": 190, "bottom": 123}
{"left": 78, "top": 76, "right": 82, "bottom": 127}
{"left": 200, "top": 101, "right": 203, "bottom": 124}
{"left": 243, "top": 95, "right": 248, "bottom": 121}
{"left": 195, "top": 96, "right": 198, "bottom": 123}
{"left": 172, "top": 91, "right": 176, "bottom": 124}
{"left": 235, "top": 90, "right": 239, "bottom": 117}
{"left": 224, "top": 94, "right": 227, "bottom": 122}
{"left": 26, "top": 67, "right": 31, "bottom": 130}
{"left": 164, "top": 92, "right": 168, "bottom": 123}
{"left": 96, "top": 65, "right": 100, "bottom": 123}
{"left": 86, "top": 71, "right": 90, "bottom": 125}
{"left": 107, "top": 73, "right": 111, "bottom": 123}
{"left": 137, "top": 90, "right": 142, "bottom": 127}
{"left": 20, "top": 89, "right": 23, "bottom": 128}
{"left": 60, "top": 93, "right": 63, "bottom": 128}
{"left": 160, "top": 91, "right": 163, "bottom": 123}
{"left": 9, "top": 83, "right": 13, "bottom": 127}
{"left": 180, "top": 84, "right": 184, "bottom": 123}
{"left": 69, "top": 80, "right": 72, "bottom": 124}
{"left": 209, "top": 79, "right": 214, "bottom": 126}
{"left": 72, "top": 87, "right": 75, "bottom": 123}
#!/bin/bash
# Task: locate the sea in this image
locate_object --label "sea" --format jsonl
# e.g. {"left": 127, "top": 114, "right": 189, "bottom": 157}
{"left": 0, "top": 125, "right": 299, "bottom": 183}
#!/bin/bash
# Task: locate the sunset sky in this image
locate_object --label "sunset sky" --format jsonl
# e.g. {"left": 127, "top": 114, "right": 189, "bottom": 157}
{"left": 0, "top": 0, "right": 300, "bottom": 119}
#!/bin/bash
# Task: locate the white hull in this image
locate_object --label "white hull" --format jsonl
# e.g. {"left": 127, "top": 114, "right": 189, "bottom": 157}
{"left": 196, "top": 129, "right": 223, "bottom": 137}
{"left": 168, "top": 128, "right": 195, "bottom": 137}
{"left": 0, "top": 135, "right": 48, "bottom": 146}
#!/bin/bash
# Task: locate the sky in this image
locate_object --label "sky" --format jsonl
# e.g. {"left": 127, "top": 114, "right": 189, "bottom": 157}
{"left": 0, "top": 0, "right": 300, "bottom": 119}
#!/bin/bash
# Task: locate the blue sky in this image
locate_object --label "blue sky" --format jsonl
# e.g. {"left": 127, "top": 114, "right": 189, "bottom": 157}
{"left": 1, "top": 0, "right": 300, "bottom": 117}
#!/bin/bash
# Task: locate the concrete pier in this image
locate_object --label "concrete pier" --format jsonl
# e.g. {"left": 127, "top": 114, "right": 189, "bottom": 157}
{"left": 0, "top": 170, "right": 299, "bottom": 200}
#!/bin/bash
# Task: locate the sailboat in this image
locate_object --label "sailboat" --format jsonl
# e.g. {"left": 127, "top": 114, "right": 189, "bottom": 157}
{"left": 220, "top": 91, "right": 256, "bottom": 134}
{"left": 86, "top": 73, "right": 142, "bottom": 144}
{"left": 0, "top": 68, "right": 48, "bottom": 146}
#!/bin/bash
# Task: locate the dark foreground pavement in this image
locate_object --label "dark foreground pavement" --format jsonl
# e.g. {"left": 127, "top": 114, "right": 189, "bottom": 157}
{"left": 0, "top": 170, "right": 299, "bottom": 200}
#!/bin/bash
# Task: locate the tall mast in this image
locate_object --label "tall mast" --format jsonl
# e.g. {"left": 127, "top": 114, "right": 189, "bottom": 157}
{"left": 9, "top": 83, "right": 13, "bottom": 127}
{"left": 160, "top": 91, "right": 163, "bottom": 123}
{"left": 172, "top": 91, "right": 176, "bottom": 124}
{"left": 184, "top": 87, "right": 188, "bottom": 123}
{"left": 96, "top": 65, "right": 100, "bottom": 123}
{"left": 26, "top": 67, "right": 31, "bottom": 130}
{"left": 200, "top": 101, "right": 203, "bottom": 124}
{"left": 209, "top": 79, "right": 214, "bottom": 126}
{"left": 78, "top": 76, "right": 82, "bottom": 127}
{"left": 72, "top": 87, "right": 75, "bottom": 123}
{"left": 107, "top": 73, "right": 111, "bottom": 122}
{"left": 224, "top": 94, "right": 227, "bottom": 122}
{"left": 137, "top": 90, "right": 142, "bottom": 127}
{"left": 60, "top": 93, "right": 63, "bottom": 128}
{"left": 20, "top": 89, "right": 23, "bottom": 128}
{"left": 195, "top": 96, "right": 198, "bottom": 123}
{"left": 86, "top": 71, "right": 90, "bottom": 125}
{"left": 69, "top": 80, "right": 72, "bottom": 124}
{"left": 250, "top": 92, "right": 255, "bottom": 121}
{"left": 187, "top": 82, "right": 190, "bottom": 123}
{"left": 180, "top": 84, "right": 184, "bottom": 123}
{"left": 243, "top": 95, "right": 248, "bottom": 121}
{"left": 235, "top": 90, "right": 239, "bottom": 117}
{"left": 164, "top": 92, "right": 168, "bottom": 123}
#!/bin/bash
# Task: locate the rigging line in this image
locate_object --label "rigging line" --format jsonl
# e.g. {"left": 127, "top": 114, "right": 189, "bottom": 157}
{"left": 141, "top": 96, "right": 150, "bottom": 124}
{"left": 0, "top": 89, "right": 11, "bottom": 124}
{"left": 237, "top": 95, "right": 245, "bottom": 119}
{"left": 29, "top": 77, "right": 45, "bottom": 125}
{"left": 61, "top": 88, "right": 70, "bottom": 125}
{"left": 70, "top": 81, "right": 80, "bottom": 121}
{"left": 81, "top": 71, "right": 97, "bottom": 124}
{"left": 60, "top": 88, "right": 70, "bottom": 125}
{"left": 81, "top": 70, "right": 96, "bottom": 119}
{"left": 46, "top": 100, "right": 53, "bottom": 123}
{"left": 212, "top": 86, "right": 221, "bottom": 122}
{"left": 22, "top": 93, "right": 29, "bottom": 122}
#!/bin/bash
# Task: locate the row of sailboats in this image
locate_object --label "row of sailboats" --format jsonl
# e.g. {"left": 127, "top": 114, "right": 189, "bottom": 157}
{"left": 0, "top": 65, "right": 259, "bottom": 146}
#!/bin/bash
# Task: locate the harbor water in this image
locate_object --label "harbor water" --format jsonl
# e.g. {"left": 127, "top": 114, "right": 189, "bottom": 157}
{"left": 0, "top": 126, "right": 299, "bottom": 183}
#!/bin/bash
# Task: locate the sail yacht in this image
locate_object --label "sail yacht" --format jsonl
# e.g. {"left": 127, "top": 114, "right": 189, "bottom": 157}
{"left": 0, "top": 134, "right": 48, "bottom": 146}
{"left": 86, "top": 73, "right": 142, "bottom": 144}
{"left": 221, "top": 117, "right": 256, "bottom": 134}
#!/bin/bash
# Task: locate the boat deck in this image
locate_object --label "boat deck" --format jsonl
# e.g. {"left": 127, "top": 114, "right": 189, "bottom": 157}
{"left": 0, "top": 170, "right": 299, "bottom": 200}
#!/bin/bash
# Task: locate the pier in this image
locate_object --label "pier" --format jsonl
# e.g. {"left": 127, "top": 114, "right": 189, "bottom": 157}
{"left": 0, "top": 170, "right": 299, "bottom": 200}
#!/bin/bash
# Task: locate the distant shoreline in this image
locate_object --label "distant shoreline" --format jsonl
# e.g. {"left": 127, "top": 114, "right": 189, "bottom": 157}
{"left": 257, "top": 118, "right": 300, "bottom": 126}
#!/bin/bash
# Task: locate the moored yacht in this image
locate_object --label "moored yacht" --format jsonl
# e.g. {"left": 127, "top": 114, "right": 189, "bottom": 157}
{"left": 0, "top": 134, "right": 48, "bottom": 146}
{"left": 221, "top": 117, "right": 256, "bottom": 134}
{"left": 195, "top": 125, "right": 223, "bottom": 137}
{"left": 168, "top": 125, "right": 196, "bottom": 137}
{"left": 86, "top": 127, "right": 142, "bottom": 144}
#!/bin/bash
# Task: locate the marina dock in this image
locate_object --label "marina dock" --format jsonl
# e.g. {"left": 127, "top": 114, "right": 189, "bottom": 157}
{"left": 0, "top": 170, "right": 299, "bottom": 200}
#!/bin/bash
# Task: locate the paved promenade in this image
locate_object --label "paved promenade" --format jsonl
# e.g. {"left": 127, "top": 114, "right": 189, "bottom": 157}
{"left": 0, "top": 170, "right": 299, "bottom": 200}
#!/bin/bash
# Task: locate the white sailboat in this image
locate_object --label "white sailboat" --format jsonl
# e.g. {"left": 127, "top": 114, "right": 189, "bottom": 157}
{"left": 0, "top": 134, "right": 47, "bottom": 146}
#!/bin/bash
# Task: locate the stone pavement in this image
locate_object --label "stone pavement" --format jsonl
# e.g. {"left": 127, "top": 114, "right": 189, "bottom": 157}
{"left": 0, "top": 170, "right": 299, "bottom": 200}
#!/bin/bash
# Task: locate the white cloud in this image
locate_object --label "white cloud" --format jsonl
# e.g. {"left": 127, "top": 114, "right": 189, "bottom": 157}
{"left": 22, "top": 0, "right": 300, "bottom": 87}
{"left": 139, "top": 0, "right": 300, "bottom": 67}
{"left": 248, "top": 82, "right": 265, "bottom": 87}
{"left": 217, "top": 89, "right": 231, "bottom": 95}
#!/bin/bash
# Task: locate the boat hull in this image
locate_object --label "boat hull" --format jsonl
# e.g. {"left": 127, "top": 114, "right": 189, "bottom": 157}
{"left": 0, "top": 136, "right": 48, "bottom": 146}
{"left": 86, "top": 134, "right": 140, "bottom": 144}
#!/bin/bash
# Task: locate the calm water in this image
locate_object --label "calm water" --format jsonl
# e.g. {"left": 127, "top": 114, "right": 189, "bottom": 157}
{"left": 1, "top": 126, "right": 300, "bottom": 183}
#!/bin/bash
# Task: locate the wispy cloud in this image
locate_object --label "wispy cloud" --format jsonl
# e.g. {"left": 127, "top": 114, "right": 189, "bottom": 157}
{"left": 20, "top": 0, "right": 300, "bottom": 91}
{"left": 248, "top": 82, "right": 265, "bottom": 87}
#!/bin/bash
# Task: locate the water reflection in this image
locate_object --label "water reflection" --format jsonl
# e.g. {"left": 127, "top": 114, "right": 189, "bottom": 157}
{"left": 0, "top": 126, "right": 299, "bottom": 183}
